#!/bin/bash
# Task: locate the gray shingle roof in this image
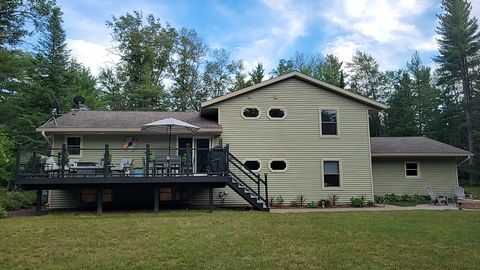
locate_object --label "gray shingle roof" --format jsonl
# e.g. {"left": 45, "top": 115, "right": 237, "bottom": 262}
{"left": 40, "top": 110, "right": 221, "bottom": 129}
{"left": 370, "top": 137, "right": 472, "bottom": 157}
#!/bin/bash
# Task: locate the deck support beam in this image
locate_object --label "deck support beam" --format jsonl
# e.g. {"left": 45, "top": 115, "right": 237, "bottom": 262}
{"left": 96, "top": 188, "right": 103, "bottom": 216}
{"left": 35, "top": 190, "right": 42, "bottom": 215}
{"left": 208, "top": 187, "right": 213, "bottom": 213}
{"left": 154, "top": 188, "right": 159, "bottom": 213}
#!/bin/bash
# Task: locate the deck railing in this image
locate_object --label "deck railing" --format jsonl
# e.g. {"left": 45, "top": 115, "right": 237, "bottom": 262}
{"left": 15, "top": 144, "right": 229, "bottom": 179}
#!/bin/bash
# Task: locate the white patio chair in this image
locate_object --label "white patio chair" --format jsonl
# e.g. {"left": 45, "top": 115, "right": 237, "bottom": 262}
{"left": 111, "top": 159, "right": 133, "bottom": 176}
{"left": 425, "top": 186, "right": 448, "bottom": 206}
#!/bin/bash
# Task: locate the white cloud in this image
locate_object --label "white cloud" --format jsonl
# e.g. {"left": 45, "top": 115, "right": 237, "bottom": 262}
{"left": 321, "top": 0, "right": 438, "bottom": 69}
{"left": 67, "top": 39, "right": 119, "bottom": 75}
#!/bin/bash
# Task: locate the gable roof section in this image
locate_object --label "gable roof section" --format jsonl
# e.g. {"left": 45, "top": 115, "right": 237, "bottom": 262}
{"left": 371, "top": 137, "right": 472, "bottom": 157}
{"left": 201, "top": 71, "right": 388, "bottom": 110}
{"left": 37, "top": 110, "right": 222, "bottom": 133}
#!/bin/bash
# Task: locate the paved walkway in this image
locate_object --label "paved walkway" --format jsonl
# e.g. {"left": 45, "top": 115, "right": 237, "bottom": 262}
{"left": 270, "top": 204, "right": 458, "bottom": 213}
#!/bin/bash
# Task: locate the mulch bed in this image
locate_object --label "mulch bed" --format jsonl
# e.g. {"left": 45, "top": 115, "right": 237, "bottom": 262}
{"left": 5, "top": 208, "right": 38, "bottom": 218}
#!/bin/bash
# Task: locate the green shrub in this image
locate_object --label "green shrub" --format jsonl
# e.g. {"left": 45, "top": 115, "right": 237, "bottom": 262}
{"left": 0, "top": 189, "right": 36, "bottom": 211}
{"left": 274, "top": 195, "right": 284, "bottom": 206}
{"left": 290, "top": 200, "right": 299, "bottom": 207}
{"left": 351, "top": 197, "right": 365, "bottom": 207}
{"left": 374, "top": 195, "right": 385, "bottom": 203}
{"left": 318, "top": 199, "right": 331, "bottom": 208}
{"left": 400, "top": 194, "right": 412, "bottom": 201}
{"left": 306, "top": 201, "right": 318, "bottom": 208}
{"left": 0, "top": 205, "right": 6, "bottom": 218}
{"left": 384, "top": 193, "right": 401, "bottom": 202}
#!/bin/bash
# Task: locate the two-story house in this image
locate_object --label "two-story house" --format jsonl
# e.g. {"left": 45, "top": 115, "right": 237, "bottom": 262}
{"left": 15, "top": 72, "right": 471, "bottom": 214}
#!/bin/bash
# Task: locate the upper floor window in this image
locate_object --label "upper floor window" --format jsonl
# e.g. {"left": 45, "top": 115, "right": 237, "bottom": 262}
{"left": 268, "top": 107, "right": 286, "bottom": 119}
{"left": 66, "top": 136, "right": 81, "bottom": 156}
{"left": 269, "top": 160, "right": 287, "bottom": 172}
{"left": 405, "top": 162, "right": 420, "bottom": 178}
{"left": 242, "top": 107, "right": 260, "bottom": 119}
{"left": 243, "top": 160, "right": 261, "bottom": 171}
{"left": 320, "top": 109, "right": 338, "bottom": 136}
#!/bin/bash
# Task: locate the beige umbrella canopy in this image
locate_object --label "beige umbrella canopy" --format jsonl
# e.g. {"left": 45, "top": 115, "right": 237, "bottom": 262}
{"left": 141, "top": 117, "right": 200, "bottom": 156}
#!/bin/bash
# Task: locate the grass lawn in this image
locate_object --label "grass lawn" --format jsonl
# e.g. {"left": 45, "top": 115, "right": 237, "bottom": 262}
{"left": 465, "top": 185, "right": 480, "bottom": 197}
{"left": 1, "top": 211, "right": 479, "bottom": 269}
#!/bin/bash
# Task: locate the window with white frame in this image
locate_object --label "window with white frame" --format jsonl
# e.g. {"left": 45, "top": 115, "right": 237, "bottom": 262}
{"left": 405, "top": 162, "right": 420, "bottom": 177}
{"left": 320, "top": 109, "right": 338, "bottom": 135}
{"left": 323, "top": 160, "right": 341, "bottom": 187}
{"left": 243, "top": 160, "right": 261, "bottom": 171}
{"left": 269, "top": 160, "right": 287, "bottom": 172}
{"left": 66, "top": 136, "right": 81, "bottom": 156}
{"left": 268, "top": 107, "right": 286, "bottom": 119}
{"left": 242, "top": 107, "right": 260, "bottom": 119}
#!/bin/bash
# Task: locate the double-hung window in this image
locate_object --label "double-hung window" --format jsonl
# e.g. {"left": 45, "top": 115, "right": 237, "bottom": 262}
{"left": 320, "top": 109, "right": 338, "bottom": 136}
{"left": 66, "top": 136, "right": 81, "bottom": 156}
{"left": 323, "top": 160, "right": 341, "bottom": 188}
{"left": 405, "top": 162, "right": 420, "bottom": 178}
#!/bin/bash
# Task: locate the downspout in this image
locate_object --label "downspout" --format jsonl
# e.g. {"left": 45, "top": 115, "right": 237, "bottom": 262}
{"left": 41, "top": 131, "right": 53, "bottom": 148}
{"left": 457, "top": 155, "right": 472, "bottom": 167}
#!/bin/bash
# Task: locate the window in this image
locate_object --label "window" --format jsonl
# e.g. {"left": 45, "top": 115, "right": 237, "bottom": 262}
{"left": 320, "top": 109, "right": 338, "bottom": 136}
{"left": 323, "top": 160, "right": 341, "bottom": 188}
{"left": 66, "top": 136, "right": 81, "bottom": 156}
{"left": 269, "top": 160, "right": 287, "bottom": 172}
{"left": 242, "top": 107, "right": 260, "bottom": 119}
{"left": 268, "top": 107, "right": 286, "bottom": 119}
{"left": 243, "top": 160, "right": 261, "bottom": 171}
{"left": 160, "top": 187, "right": 173, "bottom": 201}
{"left": 405, "top": 162, "right": 420, "bottom": 177}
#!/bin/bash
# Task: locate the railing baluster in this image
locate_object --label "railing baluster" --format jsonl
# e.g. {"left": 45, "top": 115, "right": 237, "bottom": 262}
{"left": 257, "top": 176, "right": 260, "bottom": 196}
{"left": 225, "top": 144, "right": 230, "bottom": 176}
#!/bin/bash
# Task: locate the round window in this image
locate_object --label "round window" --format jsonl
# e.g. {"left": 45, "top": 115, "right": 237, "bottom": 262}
{"left": 242, "top": 107, "right": 260, "bottom": 118}
{"left": 268, "top": 108, "right": 285, "bottom": 119}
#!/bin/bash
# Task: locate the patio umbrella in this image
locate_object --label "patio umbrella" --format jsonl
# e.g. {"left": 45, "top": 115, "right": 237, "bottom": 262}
{"left": 141, "top": 117, "right": 200, "bottom": 157}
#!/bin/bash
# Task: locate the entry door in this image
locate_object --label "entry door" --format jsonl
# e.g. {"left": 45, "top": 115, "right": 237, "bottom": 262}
{"left": 178, "top": 138, "right": 210, "bottom": 174}
{"left": 195, "top": 138, "right": 210, "bottom": 174}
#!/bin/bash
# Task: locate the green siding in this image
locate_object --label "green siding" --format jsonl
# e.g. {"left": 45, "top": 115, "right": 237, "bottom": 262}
{"left": 372, "top": 157, "right": 459, "bottom": 195}
{"left": 207, "top": 77, "right": 375, "bottom": 204}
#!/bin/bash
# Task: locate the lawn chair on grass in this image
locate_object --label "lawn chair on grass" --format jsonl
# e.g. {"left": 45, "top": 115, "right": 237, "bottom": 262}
{"left": 425, "top": 186, "right": 448, "bottom": 206}
{"left": 452, "top": 186, "right": 472, "bottom": 204}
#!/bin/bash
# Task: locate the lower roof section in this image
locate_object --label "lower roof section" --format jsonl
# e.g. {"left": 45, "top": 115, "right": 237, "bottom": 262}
{"left": 370, "top": 137, "right": 472, "bottom": 157}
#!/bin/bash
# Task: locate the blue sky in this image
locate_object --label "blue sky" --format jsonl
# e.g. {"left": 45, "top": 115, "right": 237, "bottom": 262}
{"left": 57, "top": 0, "right": 480, "bottom": 76}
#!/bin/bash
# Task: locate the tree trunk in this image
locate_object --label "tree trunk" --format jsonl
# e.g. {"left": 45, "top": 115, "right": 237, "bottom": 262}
{"left": 460, "top": 55, "right": 476, "bottom": 185}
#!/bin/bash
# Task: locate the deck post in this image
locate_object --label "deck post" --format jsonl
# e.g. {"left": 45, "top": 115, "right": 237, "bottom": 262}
{"left": 225, "top": 144, "right": 230, "bottom": 176}
{"left": 32, "top": 147, "right": 37, "bottom": 176}
{"left": 264, "top": 173, "right": 269, "bottom": 208}
{"left": 208, "top": 187, "right": 213, "bottom": 213}
{"left": 60, "top": 144, "right": 67, "bottom": 178}
{"left": 103, "top": 144, "right": 109, "bottom": 178}
{"left": 145, "top": 144, "right": 150, "bottom": 177}
{"left": 96, "top": 188, "right": 103, "bottom": 216}
{"left": 154, "top": 188, "right": 159, "bottom": 213}
{"left": 186, "top": 143, "right": 191, "bottom": 176}
{"left": 15, "top": 144, "right": 21, "bottom": 183}
{"left": 35, "top": 190, "right": 42, "bottom": 215}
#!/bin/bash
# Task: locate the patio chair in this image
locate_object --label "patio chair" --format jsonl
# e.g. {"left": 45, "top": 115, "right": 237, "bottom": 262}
{"left": 111, "top": 159, "right": 133, "bottom": 176}
{"left": 44, "top": 156, "right": 59, "bottom": 172}
{"left": 154, "top": 157, "right": 168, "bottom": 176}
{"left": 169, "top": 155, "right": 181, "bottom": 176}
{"left": 452, "top": 185, "right": 472, "bottom": 204}
{"left": 425, "top": 186, "right": 448, "bottom": 206}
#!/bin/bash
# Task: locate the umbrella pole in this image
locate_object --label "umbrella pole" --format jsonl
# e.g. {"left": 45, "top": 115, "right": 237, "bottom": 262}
{"left": 168, "top": 125, "right": 171, "bottom": 176}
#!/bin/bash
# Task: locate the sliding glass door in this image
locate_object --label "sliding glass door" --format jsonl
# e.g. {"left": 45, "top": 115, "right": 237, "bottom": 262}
{"left": 178, "top": 137, "right": 210, "bottom": 174}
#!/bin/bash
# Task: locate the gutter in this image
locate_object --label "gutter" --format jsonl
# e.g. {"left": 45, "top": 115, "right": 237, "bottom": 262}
{"left": 41, "top": 131, "right": 53, "bottom": 148}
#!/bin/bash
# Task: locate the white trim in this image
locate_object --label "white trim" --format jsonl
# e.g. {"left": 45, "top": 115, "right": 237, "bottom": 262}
{"left": 241, "top": 106, "right": 261, "bottom": 119}
{"left": 366, "top": 109, "right": 375, "bottom": 198}
{"left": 267, "top": 106, "right": 287, "bottom": 120}
{"left": 372, "top": 153, "right": 471, "bottom": 157}
{"left": 268, "top": 159, "right": 288, "bottom": 173}
{"left": 242, "top": 159, "right": 262, "bottom": 172}
{"left": 64, "top": 135, "right": 83, "bottom": 158}
{"left": 319, "top": 107, "right": 340, "bottom": 138}
{"left": 201, "top": 72, "right": 388, "bottom": 110}
{"left": 404, "top": 161, "right": 421, "bottom": 179}
{"left": 321, "top": 159, "right": 343, "bottom": 190}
